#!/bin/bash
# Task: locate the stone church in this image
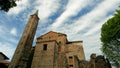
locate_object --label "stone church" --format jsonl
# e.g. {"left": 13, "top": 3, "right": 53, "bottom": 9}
{"left": 8, "top": 11, "right": 111, "bottom": 68}
{"left": 31, "top": 31, "right": 85, "bottom": 68}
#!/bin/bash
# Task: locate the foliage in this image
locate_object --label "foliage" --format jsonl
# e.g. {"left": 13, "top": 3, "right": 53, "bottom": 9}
{"left": 101, "top": 8, "right": 120, "bottom": 68}
{"left": 0, "top": 0, "right": 17, "bottom": 12}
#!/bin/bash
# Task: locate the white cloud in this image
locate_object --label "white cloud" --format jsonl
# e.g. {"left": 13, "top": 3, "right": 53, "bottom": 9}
{"left": 0, "top": 42, "right": 16, "bottom": 60}
{"left": 34, "top": 0, "right": 61, "bottom": 23}
{"left": 83, "top": 16, "right": 113, "bottom": 36}
{"left": 68, "top": 0, "right": 120, "bottom": 35}
{"left": 45, "top": 0, "right": 120, "bottom": 59}
{"left": 7, "top": 0, "right": 29, "bottom": 15}
{"left": 0, "top": 27, "right": 18, "bottom": 60}
{"left": 0, "top": 25, "right": 18, "bottom": 44}
{"left": 83, "top": 34, "right": 102, "bottom": 60}
{"left": 49, "top": 0, "right": 120, "bottom": 36}
{"left": 50, "top": 0, "right": 94, "bottom": 29}
{"left": 10, "top": 28, "right": 17, "bottom": 36}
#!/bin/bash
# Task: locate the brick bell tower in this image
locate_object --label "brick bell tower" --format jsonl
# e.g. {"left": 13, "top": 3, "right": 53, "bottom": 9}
{"left": 8, "top": 10, "right": 39, "bottom": 68}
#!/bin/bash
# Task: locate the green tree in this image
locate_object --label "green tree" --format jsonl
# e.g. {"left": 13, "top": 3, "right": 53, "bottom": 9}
{"left": 0, "top": 0, "right": 17, "bottom": 12}
{"left": 101, "top": 8, "right": 120, "bottom": 68}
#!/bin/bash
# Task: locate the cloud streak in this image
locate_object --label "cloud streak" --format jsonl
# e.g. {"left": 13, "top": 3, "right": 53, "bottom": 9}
{"left": 50, "top": 0, "right": 94, "bottom": 29}
{"left": 46, "top": 0, "right": 120, "bottom": 59}
{"left": 48, "top": 0, "right": 119, "bottom": 37}
{"left": 34, "top": 0, "right": 61, "bottom": 23}
{"left": 68, "top": 0, "right": 120, "bottom": 36}
{"left": 0, "top": 42, "right": 16, "bottom": 60}
{"left": 10, "top": 27, "right": 17, "bottom": 36}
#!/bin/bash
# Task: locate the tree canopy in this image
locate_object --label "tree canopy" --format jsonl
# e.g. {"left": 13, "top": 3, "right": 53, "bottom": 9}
{"left": 0, "top": 0, "right": 17, "bottom": 12}
{"left": 101, "top": 8, "right": 120, "bottom": 68}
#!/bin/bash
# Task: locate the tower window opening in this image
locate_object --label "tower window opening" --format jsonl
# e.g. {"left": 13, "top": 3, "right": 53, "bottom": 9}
{"left": 43, "top": 44, "right": 47, "bottom": 50}
{"left": 69, "top": 56, "right": 73, "bottom": 59}
{"left": 69, "top": 65, "right": 73, "bottom": 67}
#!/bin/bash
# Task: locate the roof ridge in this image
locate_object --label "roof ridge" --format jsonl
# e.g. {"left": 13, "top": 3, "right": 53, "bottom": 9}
{"left": 37, "top": 31, "right": 66, "bottom": 39}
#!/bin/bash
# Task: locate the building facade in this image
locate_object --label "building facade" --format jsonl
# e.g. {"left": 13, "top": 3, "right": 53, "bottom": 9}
{"left": 31, "top": 31, "right": 85, "bottom": 68}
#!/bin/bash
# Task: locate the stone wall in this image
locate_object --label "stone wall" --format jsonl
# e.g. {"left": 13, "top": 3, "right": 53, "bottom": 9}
{"left": 66, "top": 41, "right": 85, "bottom": 60}
{"left": 78, "top": 54, "right": 111, "bottom": 68}
{"left": 31, "top": 41, "right": 58, "bottom": 68}
{"left": 31, "top": 31, "right": 86, "bottom": 68}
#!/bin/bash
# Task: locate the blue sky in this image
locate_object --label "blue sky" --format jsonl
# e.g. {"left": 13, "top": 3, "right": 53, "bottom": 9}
{"left": 0, "top": 0, "right": 120, "bottom": 60}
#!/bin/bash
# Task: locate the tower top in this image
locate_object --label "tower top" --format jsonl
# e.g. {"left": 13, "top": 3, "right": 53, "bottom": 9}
{"left": 34, "top": 10, "right": 38, "bottom": 15}
{"left": 32, "top": 10, "right": 39, "bottom": 19}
